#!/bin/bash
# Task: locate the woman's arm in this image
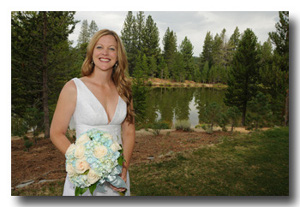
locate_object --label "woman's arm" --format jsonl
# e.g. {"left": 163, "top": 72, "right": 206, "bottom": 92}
{"left": 120, "top": 101, "right": 135, "bottom": 180}
{"left": 50, "top": 80, "right": 77, "bottom": 155}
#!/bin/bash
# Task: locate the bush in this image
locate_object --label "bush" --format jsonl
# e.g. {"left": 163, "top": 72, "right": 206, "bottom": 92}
{"left": 201, "top": 124, "right": 213, "bottom": 134}
{"left": 150, "top": 121, "right": 170, "bottom": 136}
{"left": 23, "top": 136, "right": 33, "bottom": 152}
{"left": 175, "top": 120, "right": 191, "bottom": 132}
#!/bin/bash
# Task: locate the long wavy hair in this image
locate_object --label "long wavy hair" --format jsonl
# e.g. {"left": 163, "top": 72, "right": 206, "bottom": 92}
{"left": 81, "top": 29, "right": 135, "bottom": 124}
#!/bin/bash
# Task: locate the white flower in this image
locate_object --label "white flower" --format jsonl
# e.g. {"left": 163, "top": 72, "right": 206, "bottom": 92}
{"left": 76, "top": 133, "right": 90, "bottom": 145}
{"left": 66, "top": 163, "right": 76, "bottom": 177}
{"left": 74, "top": 144, "right": 85, "bottom": 159}
{"left": 110, "top": 142, "right": 121, "bottom": 152}
{"left": 103, "top": 133, "right": 113, "bottom": 140}
{"left": 93, "top": 145, "right": 108, "bottom": 159}
{"left": 75, "top": 159, "right": 90, "bottom": 174}
{"left": 87, "top": 169, "right": 101, "bottom": 184}
{"left": 65, "top": 143, "right": 76, "bottom": 157}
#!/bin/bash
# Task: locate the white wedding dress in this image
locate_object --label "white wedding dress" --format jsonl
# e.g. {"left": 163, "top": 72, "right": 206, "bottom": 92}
{"left": 63, "top": 78, "right": 130, "bottom": 196}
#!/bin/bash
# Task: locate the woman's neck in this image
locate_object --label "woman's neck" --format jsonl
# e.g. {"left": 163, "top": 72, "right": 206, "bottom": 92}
{"left": 89, "top": 67, "right": 114, "bottom": 86}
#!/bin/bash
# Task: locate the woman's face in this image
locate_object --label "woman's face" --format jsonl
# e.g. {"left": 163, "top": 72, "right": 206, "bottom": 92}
{"left": 92, "top": 35, "right": 118, "bottom": 71}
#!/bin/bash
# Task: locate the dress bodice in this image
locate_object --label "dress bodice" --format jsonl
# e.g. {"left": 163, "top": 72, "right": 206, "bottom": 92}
{"left": 69, "top": 78, "right": 127, "bottom": 144}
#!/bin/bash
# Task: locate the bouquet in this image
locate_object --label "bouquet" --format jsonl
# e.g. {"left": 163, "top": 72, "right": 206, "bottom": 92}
{"left": 65, "top": 128, "right": 126, "bottom": 196}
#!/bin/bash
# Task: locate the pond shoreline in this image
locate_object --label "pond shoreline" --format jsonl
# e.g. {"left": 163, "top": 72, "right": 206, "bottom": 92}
{"left": 133, "top": 77, "right": 227, "bottom": 88}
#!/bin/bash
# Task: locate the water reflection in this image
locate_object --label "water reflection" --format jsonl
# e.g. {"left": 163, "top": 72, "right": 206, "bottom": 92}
{"left": 144, "top": 87, "right": 226, "bottom": 128}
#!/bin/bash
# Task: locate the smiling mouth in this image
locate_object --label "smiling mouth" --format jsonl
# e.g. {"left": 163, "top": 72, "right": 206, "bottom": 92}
{"left": 99, "top": 58, "right": 110, "bottom": 62}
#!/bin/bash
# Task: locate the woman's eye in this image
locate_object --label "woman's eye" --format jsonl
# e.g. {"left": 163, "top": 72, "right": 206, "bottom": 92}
{"left": 109, "top": 48, "right": 115, "bottom": 51}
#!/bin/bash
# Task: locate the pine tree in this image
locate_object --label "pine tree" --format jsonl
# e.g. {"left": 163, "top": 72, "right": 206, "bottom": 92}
{"left": 135, "top": 11, "right": 146, "bottom": 51}
{"left": 121, "top": 11, "right": 138, "bottom": 76}
{"left": 199, "top": 31, "right": 213, "bottom": 69}
{"left": 201, "top": 61, "right": 210, "bottom": 83}
{"left": 148, "top": 55, "right": 157, "bottom": 77}
{"left": 173, "top": 52, "right": 185, "bottom": 82}
{"left": 157, "top": 56, "right": 168, "bottom": 79}
{"left": 12, "top": 11, "right": 78, "bottom": 138}
{"left": 179, "top": 36, "right": 194, "bottom": 80}
{"left": 143, "top": 15, "right": 160, "bottom": 59}
{"left": 247, "top": 92, "right": 271, "bottom": 129}
{"left": 224, "top": 28, "right": 259, "bottom": 126}
{"left": 77, "top": 19, "right": 89, "bottom": 46}
{"left": 163, "top": 27, "right": 177, "bottom": 80}
{"left": 268, "top": 11, "right": 289, "bottom": 125}
{"left": 88, "top": 20, "right": 99, "bottom": 39}
{"left": 227, "top": 27, "right": 240, "bottom": 65}
{"left": 269, "top": 11, "right": 289, "bottom": 73}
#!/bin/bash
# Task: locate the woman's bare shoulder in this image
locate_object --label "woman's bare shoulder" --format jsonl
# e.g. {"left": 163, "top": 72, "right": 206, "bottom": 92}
{"left": 60, "top": 79, "right": 77, "bottom": 98}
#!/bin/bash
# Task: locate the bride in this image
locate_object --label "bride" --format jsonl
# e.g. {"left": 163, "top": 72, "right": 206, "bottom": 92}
{"left": 50, "top": 29, "right": 135, "bottom": 196}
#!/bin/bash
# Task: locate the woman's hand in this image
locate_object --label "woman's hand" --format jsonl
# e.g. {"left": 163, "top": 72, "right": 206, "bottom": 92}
{"left": 110, "top": 167, "right": 127, "bottom": 192}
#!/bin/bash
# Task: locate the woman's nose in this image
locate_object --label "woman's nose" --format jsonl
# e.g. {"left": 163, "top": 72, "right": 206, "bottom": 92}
{"left": 101, "top": 48, "right": 108, "bottom": 55}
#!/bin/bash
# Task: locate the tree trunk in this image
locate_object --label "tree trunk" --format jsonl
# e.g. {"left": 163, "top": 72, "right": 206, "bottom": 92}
{"left": 242, "top": 106, "right": 246, "bottom": 126}
{"left": 42, "top": 12, "right": 50, "bottom": 138}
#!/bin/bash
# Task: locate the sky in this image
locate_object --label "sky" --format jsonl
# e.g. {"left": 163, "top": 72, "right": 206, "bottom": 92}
{"left": 69, "top": 11, "right": 279, "bottom": 56}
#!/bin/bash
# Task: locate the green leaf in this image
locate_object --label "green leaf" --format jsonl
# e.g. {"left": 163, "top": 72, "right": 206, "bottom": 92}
{"left": 75, "top": 186, "right": 88, "bottom": 196}
{"left": 89, "top": 182, "right": 98, "bottom": 195}
{"left": 75, "top": 187, "right": 81, "bottom": 196}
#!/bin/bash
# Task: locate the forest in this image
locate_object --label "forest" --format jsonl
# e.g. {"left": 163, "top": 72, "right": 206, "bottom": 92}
{"left": 11, "top": 11, "right": 289, "bottom": 138}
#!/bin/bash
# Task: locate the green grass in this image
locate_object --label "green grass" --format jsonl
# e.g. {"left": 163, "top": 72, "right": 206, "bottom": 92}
{"left": 130, "top": 127, "right": 289, "bottom": 196}
{"left": 12, "top": 127, "right": 289, "bottom": 196}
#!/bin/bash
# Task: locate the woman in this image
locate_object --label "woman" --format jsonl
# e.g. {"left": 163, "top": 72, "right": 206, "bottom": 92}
{"left": 50, "top": 29, "right": 135, "bottom": 196}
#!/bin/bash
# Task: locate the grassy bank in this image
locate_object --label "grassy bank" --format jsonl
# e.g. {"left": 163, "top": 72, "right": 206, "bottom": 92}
{"left": 12, "top": 127, "right": 288, "bottom": 196}
{"left": 144, "top": 78, "right": 227, "bottom": 88}
{"left": 130, "top": 127, "right": 289, "bottom": 196}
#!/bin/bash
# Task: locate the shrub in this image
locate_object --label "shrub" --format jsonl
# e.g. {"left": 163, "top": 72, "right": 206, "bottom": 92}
{"left": 175, "top": 120, "right": 191, "bottom": 132}
{"left": 23, "top": 136, "right": 33, "bottom": 152}
{"left": 150, "top": 121, "right": 170, "bottom": 136}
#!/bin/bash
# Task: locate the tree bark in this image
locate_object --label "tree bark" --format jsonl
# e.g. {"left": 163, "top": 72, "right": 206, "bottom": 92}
{"left": 42, "top": 12, "right": 50, "bottom": 138}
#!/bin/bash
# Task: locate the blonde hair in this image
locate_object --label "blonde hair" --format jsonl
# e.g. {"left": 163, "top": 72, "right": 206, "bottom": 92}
{"left": 81, "top": 29, "right": 135, "bottom": 124}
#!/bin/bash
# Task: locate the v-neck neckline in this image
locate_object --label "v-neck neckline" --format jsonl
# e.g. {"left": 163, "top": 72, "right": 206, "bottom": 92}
{"left": 77, "top": 78, "right": 120, "bottom": 125}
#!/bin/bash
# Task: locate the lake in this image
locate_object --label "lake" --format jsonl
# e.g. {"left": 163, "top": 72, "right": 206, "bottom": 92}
{"left": 142, "top": 87, "right": 227, "bottom": 128}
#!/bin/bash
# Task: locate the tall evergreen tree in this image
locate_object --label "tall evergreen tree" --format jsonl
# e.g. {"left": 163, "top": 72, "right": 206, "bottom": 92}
{"left": 199, "top": 31, "right": 213, "bottom": 69}
{"left": 12, "top": 11, "right": 78, "bottom": 138}
{"left": 163, "top": 27, "right": 177, "bottom": 80}
{"left": 224, "top": 28, "right": 259, "bottom": 126}
{"left": 269, "top": 11, "right": 289, "bottom": 73}
{"left": 179, "top": 36, "right": 194, "bottom": 80}
{"left": 227, "top": 27, "right": 240, "bottom": 65}
{"left": 267, "top": 11, "right": 289, "bottom": 125}
{"left": 77, "top": 19, "right": 89, "bottom": 46}
{"left": 121, "top": 11, "right": 138, "bottom": 76}
{"left": 143, "top": 15, "right": 160, "bottom": 59}
{"left": 88, "top": 20, "right": 99, "bottom": 39}
{"left": 135, "top": 11, "right": 146, "bottom": 51}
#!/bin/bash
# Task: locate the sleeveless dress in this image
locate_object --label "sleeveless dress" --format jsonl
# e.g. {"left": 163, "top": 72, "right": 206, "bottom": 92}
{"left": 62, "top": 78, "right": 130, "bottom": 196}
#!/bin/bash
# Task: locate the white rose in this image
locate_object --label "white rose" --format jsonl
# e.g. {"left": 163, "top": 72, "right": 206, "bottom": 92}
{"left": 66, "top": 163, "right": 76, "bottom": 177}
{"left": 103, "top": 133, "right": 113, "bottom": 140}
{"left": 65, "top": 143, "right": 76, "bottom": 157}
{"left": 87, "top": 169, "right": 101, "bottom": 184}
{"left": 75, "top": 159, "right": 90, "bottom": 174}
{"left": 93, "top": 145, "right": 108, "bottom": 159}
{"left": 110, "top": 142, "right": 121, "bottom": 152}
{"left": 74, "top": 144, "right": 85, "bottom": 159}
{"left": 76, "top": 134, "right": 90, "bottom": 145}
